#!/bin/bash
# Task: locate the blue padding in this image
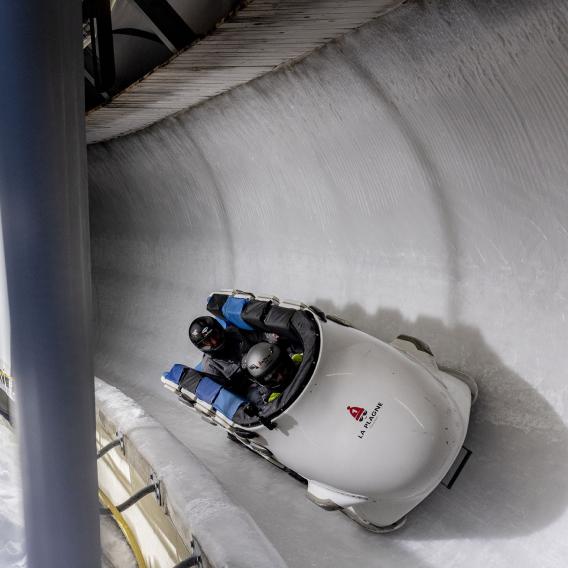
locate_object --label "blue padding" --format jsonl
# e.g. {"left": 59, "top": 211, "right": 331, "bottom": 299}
{"left": 163, "top": 363, "right": 188, "bottom": 385}
{"left": 213, "top": 388, "right": 247, "bottom": 420}
{"left": 214, "top": 316, "right": 228, "bottom": 329}
{"left": 196, "top": 376, "right": 222, "bottom": 404}
{"left": 221, "top": 297, "right": 254, "bottom": 330}
{"left": 194, "top": 359, "right": 204, "bottom": 372}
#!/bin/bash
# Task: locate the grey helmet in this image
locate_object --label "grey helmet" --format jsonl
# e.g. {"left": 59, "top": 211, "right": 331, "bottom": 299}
{"left": 243, "top": 342, "right": 282, "bottom": 380}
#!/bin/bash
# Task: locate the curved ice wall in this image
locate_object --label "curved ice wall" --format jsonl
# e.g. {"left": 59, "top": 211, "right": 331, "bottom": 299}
{"left": 88, "top": 1, "right": 568, "bottom": 565}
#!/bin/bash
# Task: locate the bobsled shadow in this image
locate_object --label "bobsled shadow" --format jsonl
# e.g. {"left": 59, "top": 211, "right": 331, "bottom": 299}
{"left": 314, "top": 299, "right": 568, "bottom": 540}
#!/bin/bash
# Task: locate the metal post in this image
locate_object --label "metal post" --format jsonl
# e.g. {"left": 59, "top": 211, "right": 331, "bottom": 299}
{"left": 0, "top": 1, "right": 101, "bottom": 567}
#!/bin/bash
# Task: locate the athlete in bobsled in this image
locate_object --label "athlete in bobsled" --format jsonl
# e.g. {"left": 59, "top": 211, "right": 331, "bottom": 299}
{"left": 188, "top": 314, "right": 291, "bottom": 393}
{"left": 243, "top": 342, "right": 302, "bottom": 406}
{"left": 162, "top": 290, "right": 478, "bottom": 532}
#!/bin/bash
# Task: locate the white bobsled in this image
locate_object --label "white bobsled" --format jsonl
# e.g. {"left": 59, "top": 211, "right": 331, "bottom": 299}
{"left": 162, "top": 290, "right": 477, "bottom": 532}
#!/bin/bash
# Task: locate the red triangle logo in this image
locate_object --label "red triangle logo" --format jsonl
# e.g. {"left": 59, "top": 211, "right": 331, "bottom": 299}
{"left": 347, "top": 406, "right": 366, "bottom": 421}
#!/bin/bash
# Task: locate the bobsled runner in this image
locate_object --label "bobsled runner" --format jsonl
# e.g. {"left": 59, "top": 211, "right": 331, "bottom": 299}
{"left": 161, "top": 289, "right": 477, "bottom": 532}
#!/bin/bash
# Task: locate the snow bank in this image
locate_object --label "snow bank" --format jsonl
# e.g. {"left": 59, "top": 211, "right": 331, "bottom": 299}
{"left": 0, "top": 418, "right": 25, "bottom": 568}
{"left": 100, "top": 516, "right": 137, "bottom": 568}
{"left": 94, "top": 377, "right": 288, "bottom": 568}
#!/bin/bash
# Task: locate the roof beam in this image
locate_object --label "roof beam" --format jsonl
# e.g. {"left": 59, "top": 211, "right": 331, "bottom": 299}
{"left": 129, "top": 0, "right": 198, "bottom": 53}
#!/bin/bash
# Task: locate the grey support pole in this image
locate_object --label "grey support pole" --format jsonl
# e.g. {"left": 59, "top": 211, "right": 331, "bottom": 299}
{"left": 0, "top": 2, "right": 101, "bottom": 568}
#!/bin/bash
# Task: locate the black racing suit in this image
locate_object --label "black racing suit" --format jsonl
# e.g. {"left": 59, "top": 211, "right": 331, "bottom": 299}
{"left": 199, "top": 326, "right": 273, "bottom": 394}
{"left": 246, "top": 356, "right": 299, "bottom": 407}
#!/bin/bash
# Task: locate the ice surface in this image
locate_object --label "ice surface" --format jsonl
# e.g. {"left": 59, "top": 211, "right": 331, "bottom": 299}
{"left": 100, "top": 516, "right": 137, "bottom": 568}
{"left": 87, "top": 0, "right": 568, "bottom": 566}
{"left": 0, "top": 418, "right": 142, "bottom": 568}
{"left": 95, "top": 378, "right": 288, "bottom": 568}
{"left": 0, "top": 420, "right": 25, "bottom": 568}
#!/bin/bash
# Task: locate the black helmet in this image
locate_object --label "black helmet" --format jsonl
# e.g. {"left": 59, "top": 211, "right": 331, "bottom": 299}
{"left": 189, "top": 316, "right": 225, "bottom": 353}
{"left": 243, "top": 342, "right": 294, "bottom": 388}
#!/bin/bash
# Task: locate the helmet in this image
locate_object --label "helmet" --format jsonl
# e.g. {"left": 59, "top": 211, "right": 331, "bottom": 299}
{"left": 243, "top": 343, "right": 295, "bottom": 388}
{"left": 189, "top": 316, "right": 225, "bottom": 353}
{"left": 243, "top": 342, "right": 281, "bottom": 378}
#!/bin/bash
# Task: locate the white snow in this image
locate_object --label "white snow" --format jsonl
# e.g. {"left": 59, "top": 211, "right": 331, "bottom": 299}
{"left": 0, "top": 419, "right": 25, "bottom": 568}
{"left": 1, "top": 380, "right": 287, "bottom": 568}
{"left": 100, "top": 516, "right": 137, "bottom": 568}
{"left": 94, "top": 377, "right": 288, "bottom": 568}
{"left": 0, "top": 417, "right": 137, "bottom": 568}
{"left": 86, "top": 1, "right": 568, "bottom": 566}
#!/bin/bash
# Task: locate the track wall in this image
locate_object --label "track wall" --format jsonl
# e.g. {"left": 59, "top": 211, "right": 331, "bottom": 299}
{"left": 88, "top": 1, "right": 568, "bottom": 566}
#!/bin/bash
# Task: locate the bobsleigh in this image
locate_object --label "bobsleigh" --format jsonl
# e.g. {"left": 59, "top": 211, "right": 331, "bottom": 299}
{"left": 162, "top": 289, "right": 477, "bottom": 532}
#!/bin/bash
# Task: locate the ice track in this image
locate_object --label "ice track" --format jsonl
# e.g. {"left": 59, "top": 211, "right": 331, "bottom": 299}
{"left": 88, "top": 1, "right": 568, "bottom": 566}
